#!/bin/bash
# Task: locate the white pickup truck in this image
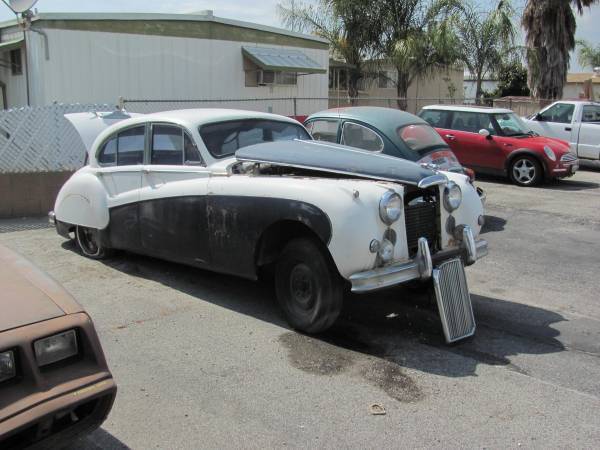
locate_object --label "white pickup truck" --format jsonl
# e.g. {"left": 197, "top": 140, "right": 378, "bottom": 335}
{"left": 524, "top": 100, "right": 600, "bottom": 161}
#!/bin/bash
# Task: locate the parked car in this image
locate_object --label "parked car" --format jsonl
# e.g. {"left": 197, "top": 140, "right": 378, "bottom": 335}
{"left": 52, "top": 108, "right": 488, "bottom": 343}
{"left": 523, "top": 100, "right": 600, "bottom": 161}
{"left": 419, "top": 105, "right": 579, "bottom": 186}
{"left": 304, "top": 106, "right": 472, "bottom": 175}
{"left": 0, "top": 244, "right": 116, "bottom": 448}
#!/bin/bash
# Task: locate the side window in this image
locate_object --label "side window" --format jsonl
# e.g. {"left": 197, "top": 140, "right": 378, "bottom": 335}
{"left": 449, "top": 112, "right": 481, "bottom": 133}
{"left": 581, "top": 105, "right": 600, "bottom": 122}
{"left": 538, "top": 103, "right": 575, "bottom": 124}
{"left": 117, "top": 126, "right": 145, "bottom": 165}
{"left": 341, "top": 122, "right": 384, "bottom": 151}
{"left": 184, "top": 133, "right": 204, "bottom": 165}
{"left": 98, "top": 136, "right": 117, "bottom": 165}
{"left": 307, "top": 120, "right": 339, "bottom": 143}
{"left": 152, "top": 124, "right": 183, "bottom": 165}
{"left": 476, "top": 113, "right": 497, "bottom": 135}
{"left": 420, "top": 110, "right": 449, "bottom": 128}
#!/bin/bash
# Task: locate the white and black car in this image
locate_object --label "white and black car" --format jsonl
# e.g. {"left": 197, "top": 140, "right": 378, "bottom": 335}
{"left": 51, "top": 109, "right": 488, "bottom": 343}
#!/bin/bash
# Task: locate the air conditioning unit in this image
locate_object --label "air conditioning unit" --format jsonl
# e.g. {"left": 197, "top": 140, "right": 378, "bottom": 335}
{"left": 257, "top": 70, "right": 275, "bottom": 86}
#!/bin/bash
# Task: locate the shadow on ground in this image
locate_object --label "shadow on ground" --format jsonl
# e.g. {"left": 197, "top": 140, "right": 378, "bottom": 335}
{"left": 477, "top": 173, "right": 599, "bottom": 191}
{"left": 61, "top": 240, "right": 566, "bottom": 381}
{"left": 64, "top": 428, "right": 130, "bottom": 450}
{"left": 481, "top": 215, "right": 506, "bottom": 233}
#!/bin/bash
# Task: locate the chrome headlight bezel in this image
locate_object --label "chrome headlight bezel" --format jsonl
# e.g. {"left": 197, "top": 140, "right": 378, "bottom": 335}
{"left": 0, "top": 350, "right": 16, "bottom": 383}
{"left": 543, "top": 145, "right": 556, "bottom": 161}
{"left": 443, "top": 181, "right": 462, "bottom": 212}
{"left": 379, "top": 191, "right": 402, "bottom": 225}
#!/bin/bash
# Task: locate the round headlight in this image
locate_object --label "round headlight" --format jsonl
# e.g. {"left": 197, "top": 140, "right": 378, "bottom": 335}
{"left": 543, "top": 145, "right": 556, "bottom": 161}
{"left": 379, "top": 191, "right": 402, "bottom": 225}
{"left": 443, "top": 182, "right": 462, "bottom": 212}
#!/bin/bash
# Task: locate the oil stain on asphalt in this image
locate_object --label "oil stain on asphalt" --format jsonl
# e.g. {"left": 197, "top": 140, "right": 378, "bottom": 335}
{"left": 278, "top": 331, "right": 423, "bottom": 402}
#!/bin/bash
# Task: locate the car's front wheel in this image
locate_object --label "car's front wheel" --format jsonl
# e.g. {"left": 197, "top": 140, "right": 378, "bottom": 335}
{"left": 275, "top": 238, "right": 343, "bottom": 334}
{"left": 509, "top": 156, "right": 542, "bottom": 187}
{"left": 75, "top": 226, "right": 112, "bottom": 259}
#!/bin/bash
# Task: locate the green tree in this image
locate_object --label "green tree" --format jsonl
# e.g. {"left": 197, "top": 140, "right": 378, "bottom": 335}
{"left": 523, "top": 0, "right": 599, "bottom": 99}
{"left": 453, "top": 0, "right": 516, "bottom": 103}
{"left": 577, "top": 39, "right": 600, "bottom": 70}
{"left": 492, "top": 61, "right": 530, "bottom": 97}
{"left": 376, "top": 0, "right": 460, "bottom": 110}
{"left": 278, "top": 0, "right": 380, "bottom": 100}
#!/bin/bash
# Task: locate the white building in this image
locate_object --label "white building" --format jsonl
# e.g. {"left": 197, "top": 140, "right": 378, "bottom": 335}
{"left": 0, "top": 11, "right": 329, "bottom": 114}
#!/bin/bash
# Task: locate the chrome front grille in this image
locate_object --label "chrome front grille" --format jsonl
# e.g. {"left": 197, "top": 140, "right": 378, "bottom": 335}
{"left": 404, "top": 201, "right": 437, "bottom": 256}
{"left": 432, "top": 258, "right": 476, "bottom": 343}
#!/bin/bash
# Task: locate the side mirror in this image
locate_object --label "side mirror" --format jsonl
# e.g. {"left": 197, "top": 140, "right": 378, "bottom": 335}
{"left": 478, "top": 129, "right": 491, "bottom": 139}
{"left": 535, "top": 113, "right": 544, "bottom": 121}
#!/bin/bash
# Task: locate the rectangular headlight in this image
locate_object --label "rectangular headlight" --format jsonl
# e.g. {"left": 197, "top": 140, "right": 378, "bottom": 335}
{"left": 0, "top": 350, "right": 16, "bottom": 382}
{"left": 34, "top": 329, "right": 78, "bottom": 367}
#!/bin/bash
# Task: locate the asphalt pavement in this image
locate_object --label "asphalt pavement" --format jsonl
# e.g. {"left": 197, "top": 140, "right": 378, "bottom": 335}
{"left": 1, "top": 166, "right": 599, "bottom": 449}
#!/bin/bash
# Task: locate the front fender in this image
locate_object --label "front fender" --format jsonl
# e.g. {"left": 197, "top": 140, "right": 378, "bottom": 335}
{"left": 54, "top": 169, "right": 109, "bottom": 229}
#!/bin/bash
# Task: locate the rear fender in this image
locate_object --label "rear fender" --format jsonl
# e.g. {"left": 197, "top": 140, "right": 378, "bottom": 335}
{"left": 54, "top": 170, "right": 109, "bottom": 229}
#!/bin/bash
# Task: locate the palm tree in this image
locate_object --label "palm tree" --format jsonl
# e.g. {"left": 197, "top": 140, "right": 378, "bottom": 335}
{"left": 453, "top": 0, "right": 516, "bottom": 102}
{"left": 577, "top": 39, "right": 600, "bottom": 70}
{"left": 522, "top": 0, "right": 599, "bottom": 100}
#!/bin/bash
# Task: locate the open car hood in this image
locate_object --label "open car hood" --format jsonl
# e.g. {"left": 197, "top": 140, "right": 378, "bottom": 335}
{"left": 235, "top": 140, "right": 447, "bottom": 188}
{"left": 65, "top": 110, "right": 144, "bottom": 153}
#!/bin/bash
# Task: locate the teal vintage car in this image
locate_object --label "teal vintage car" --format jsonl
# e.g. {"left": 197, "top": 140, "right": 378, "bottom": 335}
{"left": 305, "top": 106, "right": 470, "bottom": 175}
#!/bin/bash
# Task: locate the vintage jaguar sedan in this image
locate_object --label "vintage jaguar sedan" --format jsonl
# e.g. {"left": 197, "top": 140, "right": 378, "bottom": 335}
{"left": 51, "top": 109, "right": 488, "bottom": 343}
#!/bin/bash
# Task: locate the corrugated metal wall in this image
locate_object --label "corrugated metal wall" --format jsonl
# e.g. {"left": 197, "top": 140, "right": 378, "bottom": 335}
{"left": 24, "top": 28, "right": 328, "bottom": 114}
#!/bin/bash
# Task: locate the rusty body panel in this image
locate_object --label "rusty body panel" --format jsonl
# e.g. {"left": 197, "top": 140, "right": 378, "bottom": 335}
{"left": 0, "top": 244, "right": 116, "bottom": 448}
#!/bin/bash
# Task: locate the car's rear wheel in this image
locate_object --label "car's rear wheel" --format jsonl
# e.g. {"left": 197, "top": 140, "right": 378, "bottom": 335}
{"left": 75, "top": 226, "right": 111, "bottom": 259}
{"left": 275, "top": 238, "right": 343, "bottom": 334}
{"left": 509, "top": 156, "right": 542, "bottom": 187}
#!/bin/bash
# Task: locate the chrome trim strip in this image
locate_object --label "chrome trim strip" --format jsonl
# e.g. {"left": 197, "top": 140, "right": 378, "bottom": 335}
{"left": 418, "top": 174, "right": 448, "bottom": 189}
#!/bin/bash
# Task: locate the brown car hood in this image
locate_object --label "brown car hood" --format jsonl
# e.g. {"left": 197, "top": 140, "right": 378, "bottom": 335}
{"left": 0, "top": 244, "right": 83, "bottom": 332}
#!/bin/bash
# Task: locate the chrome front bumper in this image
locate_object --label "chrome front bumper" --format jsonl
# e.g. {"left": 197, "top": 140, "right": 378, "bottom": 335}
{"left": 349, "top": 226, "right": 487, "bottom": 293}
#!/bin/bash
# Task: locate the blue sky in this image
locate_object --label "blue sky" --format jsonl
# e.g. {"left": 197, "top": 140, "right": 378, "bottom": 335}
{"left": 1, "top": 0, "right": 598, "bottom": 71}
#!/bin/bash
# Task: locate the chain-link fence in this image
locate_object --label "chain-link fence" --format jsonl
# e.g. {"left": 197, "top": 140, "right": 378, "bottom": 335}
{"left": 122, "top": 96, "right": 551, "bottom": 118}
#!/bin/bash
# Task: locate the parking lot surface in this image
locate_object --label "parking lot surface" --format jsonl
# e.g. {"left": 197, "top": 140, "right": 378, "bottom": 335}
{"left": 1, "top": 167, "right": 600, "bottom": 449}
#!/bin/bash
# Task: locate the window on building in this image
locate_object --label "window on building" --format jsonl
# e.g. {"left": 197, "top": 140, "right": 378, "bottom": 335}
{"left": 341, "top": 122, "right": 384, "bottom": 152}
{"left": 10, "top": 49, "right": 22, "bottom": 76}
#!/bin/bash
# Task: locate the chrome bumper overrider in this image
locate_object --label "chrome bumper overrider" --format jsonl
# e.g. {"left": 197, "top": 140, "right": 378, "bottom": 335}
{"left": 349, "top": 226, "right": 487, "bottom": 293}
{"left": 48, "top": 211, "right": 56, "bottom": 225}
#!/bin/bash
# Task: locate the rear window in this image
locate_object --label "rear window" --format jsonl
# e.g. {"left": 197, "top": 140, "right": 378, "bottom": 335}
{"left": 397, "top": 124, "right": 448, "bottom": 157}
{"left": 199, "top": 119, "right": 311, "bottom": 158}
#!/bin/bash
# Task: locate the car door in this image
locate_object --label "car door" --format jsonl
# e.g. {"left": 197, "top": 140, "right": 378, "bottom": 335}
{"left": 532, "top": 102, "right": 576, "bottom": 145}
{"left": 95, "top": 125, "right": 145, "bottom": 251}
{"left": 576, "top": 104, "right": 600, "bottom": 159}
{"left": 139, "top": 123, "right": 211, "bottom": 265}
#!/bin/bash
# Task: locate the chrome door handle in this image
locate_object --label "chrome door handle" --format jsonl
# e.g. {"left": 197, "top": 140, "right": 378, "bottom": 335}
{"left": 445, "top": 134, "right": 456, "bottom": 141}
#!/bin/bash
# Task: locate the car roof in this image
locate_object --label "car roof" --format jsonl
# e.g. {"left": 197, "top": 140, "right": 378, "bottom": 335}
{"left": 307, "top": 106, "right": 426, "bottom": 137}
{"left": 421, "top": 104, "right": 513, "bottom": 114}
{"left": 116, "top": 108, "right": 301, "bottom": 130}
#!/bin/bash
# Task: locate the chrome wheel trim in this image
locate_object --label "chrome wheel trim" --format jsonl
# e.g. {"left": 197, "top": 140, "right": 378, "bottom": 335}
{"left": 512, "top": 159, "right": 536, "bottom": 184}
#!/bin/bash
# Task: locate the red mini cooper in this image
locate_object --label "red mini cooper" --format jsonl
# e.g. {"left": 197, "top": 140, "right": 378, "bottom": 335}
{"left": 419, "top": 105, "right": 579, "bottom": 186}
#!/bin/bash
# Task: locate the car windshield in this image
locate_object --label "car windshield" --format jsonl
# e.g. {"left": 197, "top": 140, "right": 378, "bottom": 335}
{"left": 200, "top": 119, "right": 311, "bottom": 158}
{"left": 396, "top": 123, "right": 449, "bottom": 158}
{"left": 493, "top": 112, "right": 532, "bottom": 136}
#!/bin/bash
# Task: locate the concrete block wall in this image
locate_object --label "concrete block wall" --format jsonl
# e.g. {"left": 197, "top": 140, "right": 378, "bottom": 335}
{"left": 0, "top": 171, "right": 74, "bottom": 218}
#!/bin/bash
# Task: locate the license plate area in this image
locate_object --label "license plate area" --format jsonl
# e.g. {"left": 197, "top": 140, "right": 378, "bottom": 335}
{"left": 432, "top": 258, "right": 476, "bottom": 343}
